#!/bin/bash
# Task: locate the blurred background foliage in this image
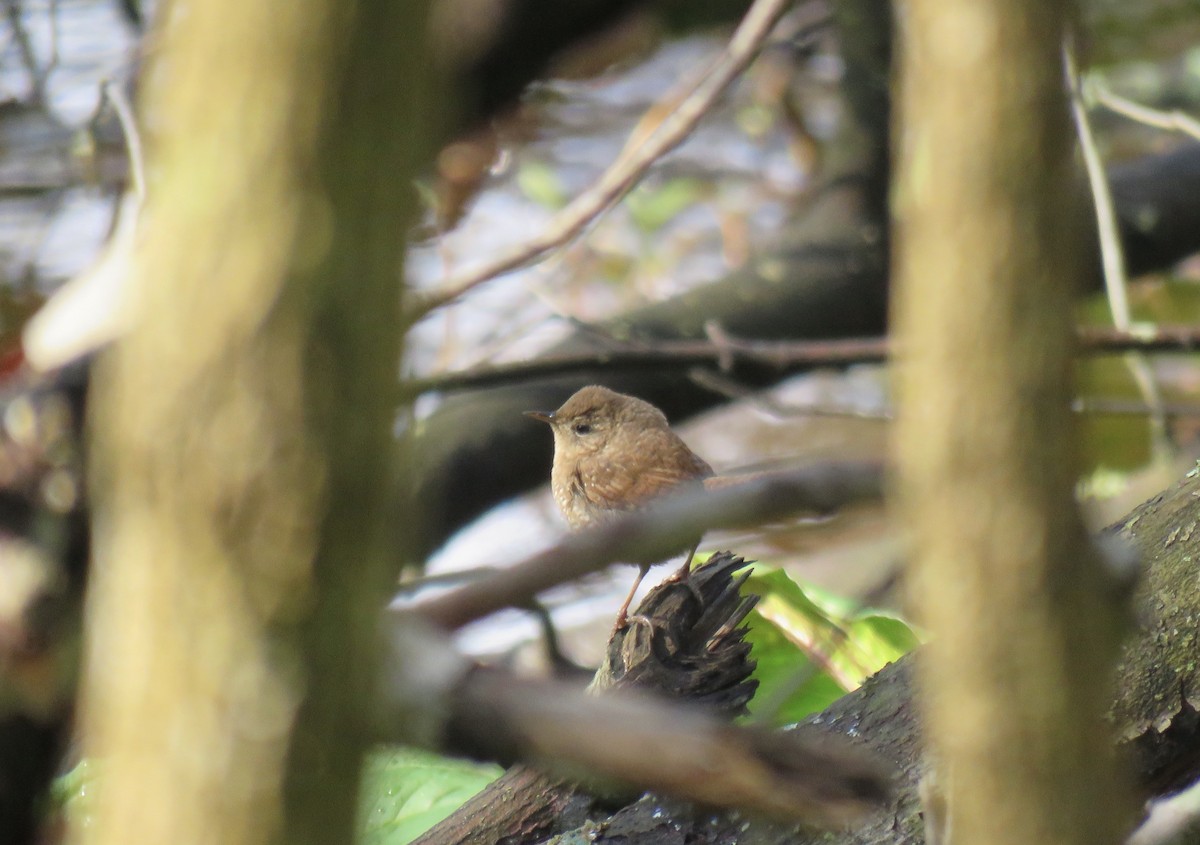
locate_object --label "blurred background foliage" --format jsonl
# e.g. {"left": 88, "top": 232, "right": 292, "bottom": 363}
{"left": 5, "top": 0, "right": 1200, "bottom": 841}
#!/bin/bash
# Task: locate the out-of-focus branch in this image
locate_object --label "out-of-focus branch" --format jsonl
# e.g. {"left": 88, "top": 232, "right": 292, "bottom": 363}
{"left": 408, "top": 326, "right": 1200, "bottom": 396}
{"left": 443, "top": 668, "right": 888, "bottom": 825}
{"left": 1128, "top": 777, "right": 1200, "bottom": 845}
{"left": 416, "top": 461, "right": 883, "bottom": 630}
{"left": 1097, "top": 88, "right": 1200, "bottom": 144}
{"left": 406, "top": 337, "right": 889, "bottom": 395}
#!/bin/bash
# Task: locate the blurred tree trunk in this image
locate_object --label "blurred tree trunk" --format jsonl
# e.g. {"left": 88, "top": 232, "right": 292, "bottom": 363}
{"left": 892, "top": 2, "right": 1130, "bottom": 845}
{"left": 80, "top": 3, "right": 432, "bottom": 845}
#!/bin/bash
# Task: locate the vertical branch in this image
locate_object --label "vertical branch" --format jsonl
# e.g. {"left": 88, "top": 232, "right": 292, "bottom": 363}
{"left": 1064, "top": 38, "right": 1129, "bottom": 328}
{"left": 81, "top": 3, "right": 432, "bottom": 845}
{"left": 1064, "top": 40, "right": 1172, "bottom": 459}
{"left": 892, "top": 2, "right": 1129, "bottom": 844}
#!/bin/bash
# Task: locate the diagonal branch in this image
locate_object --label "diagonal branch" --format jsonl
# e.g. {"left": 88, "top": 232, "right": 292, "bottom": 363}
{"left": 416, "top": 461, "right": 883, "bottom": 630}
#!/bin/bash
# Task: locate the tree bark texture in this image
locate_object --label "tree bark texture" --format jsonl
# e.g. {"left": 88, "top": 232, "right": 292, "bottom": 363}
{"left": 80, "top": 3, "right": 430, "bottom": 845}
{"left": 891, "top": 2, "right": 1130, "bottom": 845}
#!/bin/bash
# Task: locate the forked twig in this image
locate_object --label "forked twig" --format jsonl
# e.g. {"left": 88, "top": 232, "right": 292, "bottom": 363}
{"left": 1096, "top": 87, "right": 1200, "bottom": 143}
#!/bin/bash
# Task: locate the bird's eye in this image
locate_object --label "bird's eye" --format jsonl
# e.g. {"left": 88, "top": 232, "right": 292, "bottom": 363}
{"left": 573, "top": 423, "right": 593, "bottom": 435}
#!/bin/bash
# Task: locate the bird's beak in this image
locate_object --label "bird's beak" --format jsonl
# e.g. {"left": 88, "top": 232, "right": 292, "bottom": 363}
{"left": 524, "top": 410, "right": 555, "bottom": 424}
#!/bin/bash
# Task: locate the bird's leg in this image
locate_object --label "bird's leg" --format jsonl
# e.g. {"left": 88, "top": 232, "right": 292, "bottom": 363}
{"left": 671, "top": 541, "right": 700, "bottom": 580}
{"left": 662, "top": 541, "right": 706, "bottom": 612}
{"left": 614, "top": 563, "right": 650, "bottom": 630}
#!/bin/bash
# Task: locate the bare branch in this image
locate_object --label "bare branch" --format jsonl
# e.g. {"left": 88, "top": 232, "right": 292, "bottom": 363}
{"left": 406, "top": 336, "right": 889, "bottom": 395}
{"left": 3, "top": 0, "right": 45, "bottom": 102}
{"left": 408, "top": 325, "right": 1200, "bottom": 396}
{"left": 102, "top": 80, "right": 145, "bottom": 202}
{"left": 1096, "top": 89, "right": 1200, "bottom": 144}
{"left": 1065, "top": 37, "right": 1131, "bottom": 328}
{"left": 1066, "top": 40, "right": 1172, "bottom": 459}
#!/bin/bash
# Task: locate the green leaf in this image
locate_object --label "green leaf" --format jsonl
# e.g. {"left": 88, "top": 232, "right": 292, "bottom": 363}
{"left": 744, "top": 610, "right": 845, "bottom": 725}
{"left": 742, "top": 566, "right": 920, "bottom": 726}
{"left": 51, "top": 758, "right": 99, "bottom": 830}
{"left": 516, "top": 160, "right": 568, "bottom": 209}
{"left": 625, "top": 178, "right": 703, "bottom": 232}
{"left": 359, "top": 747, "right": 502, "bottom": 845}
{"left": 841, "top": 612, "right": 921, "bottom": 678}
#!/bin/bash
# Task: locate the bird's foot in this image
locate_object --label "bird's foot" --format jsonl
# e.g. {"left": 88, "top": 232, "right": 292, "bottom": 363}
{"left": 662, "top": 566, "right": 705, "bottom": 612}
{"left": 613, "top": 612, "right": 658, "bottom": 638}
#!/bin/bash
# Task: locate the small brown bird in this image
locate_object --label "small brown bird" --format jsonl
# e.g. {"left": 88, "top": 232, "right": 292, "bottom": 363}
{"left": 526, "top": 385, "right": 714, "bottom": 627}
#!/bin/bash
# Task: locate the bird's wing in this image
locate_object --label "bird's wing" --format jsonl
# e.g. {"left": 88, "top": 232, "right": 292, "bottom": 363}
{"left": 582, "top": 431, "right": 712, "bottom": 512}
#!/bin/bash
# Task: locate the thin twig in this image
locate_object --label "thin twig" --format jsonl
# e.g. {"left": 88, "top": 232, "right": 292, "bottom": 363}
{"left": 1064, "top": 37, "right": 1173, "bottom": 459}
{"left": 44, "top": 0, "right": 60, "bottom": 83}
{"left": 1073, "top": 398, "right": 1200, "bottom": 418}
{"left": 102, "top": 80, "right": 145, "bottom": 201}
{"left": 1064, "top": 37, "right": 1130, "bottom": 328}
{"left": 688, "top": 366, "right": 893, "bottom": 420}
{"left": 406, "top": 325, "right": 1200, "bottom": 396}
{"left": 408, "top": 0, "right": 816, "bottom": 320}
{"left": 3, "top": 0, "right": 45, "bottom": 102}
{"left": 1096, "top": 87, "right": 1200, "bottom": 143}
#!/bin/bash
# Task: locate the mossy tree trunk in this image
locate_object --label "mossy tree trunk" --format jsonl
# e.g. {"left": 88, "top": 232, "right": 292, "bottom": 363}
{"left": 80, "top": 3, "right": 433, "bottom": 845}
{"left": 892, "top": 2, "right": 1130, "bottom": 844}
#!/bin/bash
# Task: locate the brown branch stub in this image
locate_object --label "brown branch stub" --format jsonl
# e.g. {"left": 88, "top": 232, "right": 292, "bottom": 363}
{"left": 412, "top": 552, "right": 762, "bottom": 845}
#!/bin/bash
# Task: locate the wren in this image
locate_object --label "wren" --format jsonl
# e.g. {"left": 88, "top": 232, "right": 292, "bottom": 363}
{"left": 526, "top": 385, "right": 713, "bottom": 626}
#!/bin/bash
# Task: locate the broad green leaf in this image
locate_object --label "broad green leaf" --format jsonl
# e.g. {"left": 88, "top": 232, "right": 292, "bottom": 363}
{"left": 359, "top": 747, "right": 502, "bottom": 845}
{"left": 742, "top": 566, "right": 920, "bottom": 726}
{"left": 743, "top": 608, "right": 845, "bottom": 724}
{"left": 626, "top": 178, "right": 703, "bottom": 232}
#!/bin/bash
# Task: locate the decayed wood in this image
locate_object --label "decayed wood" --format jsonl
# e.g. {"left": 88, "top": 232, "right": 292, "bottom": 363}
{"left": 413, "top": 552, "right": 762, "bottom": 845}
